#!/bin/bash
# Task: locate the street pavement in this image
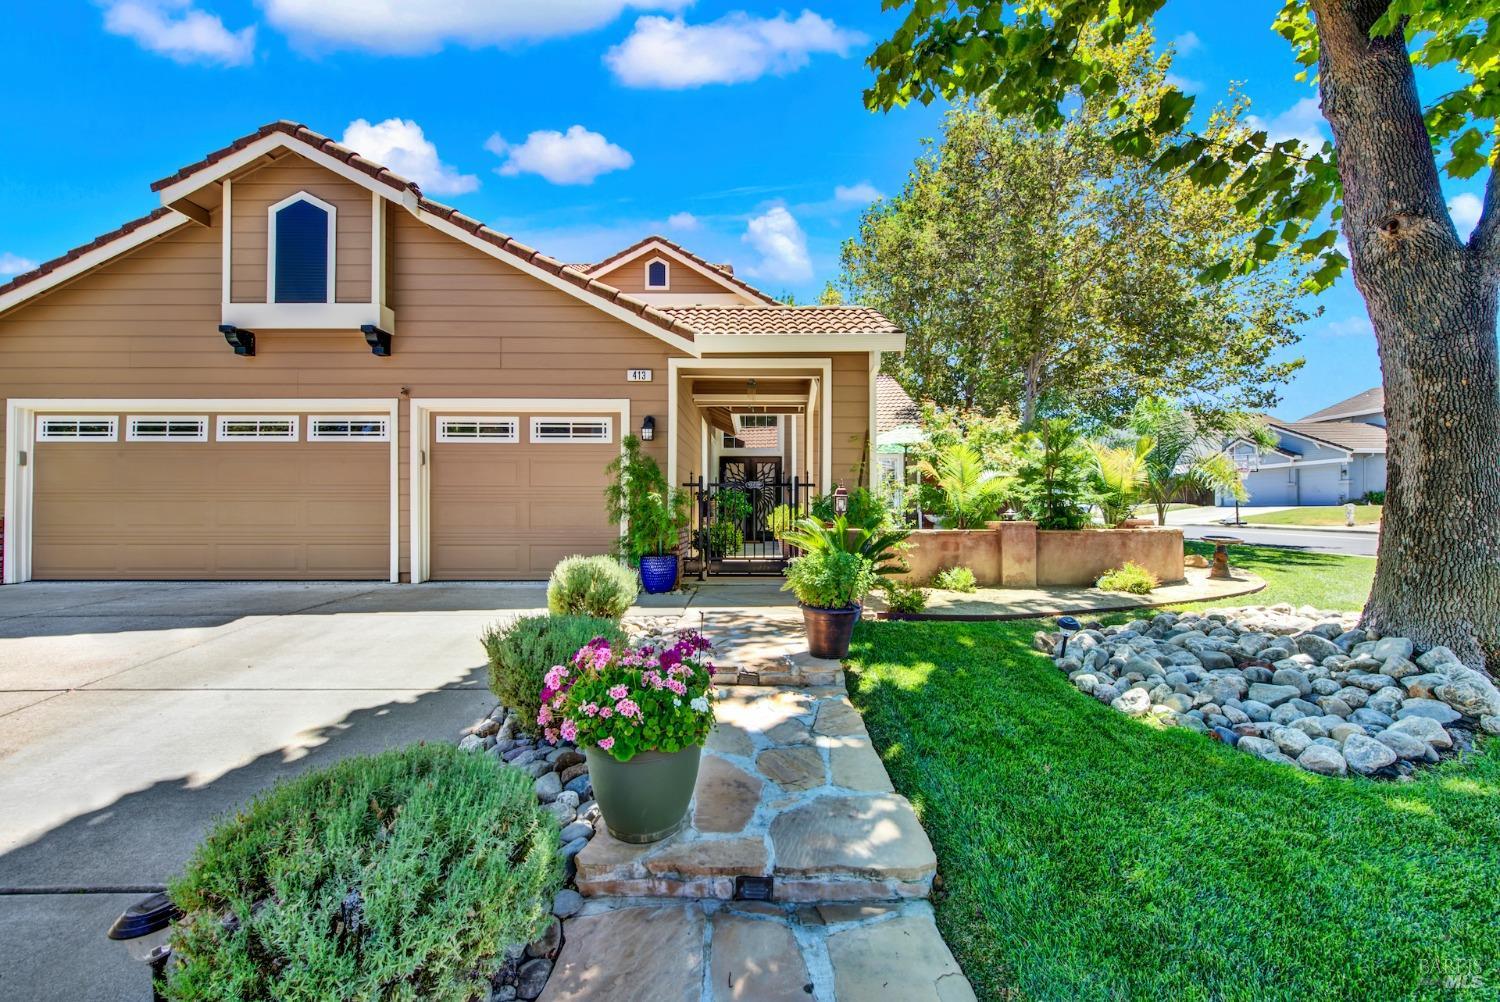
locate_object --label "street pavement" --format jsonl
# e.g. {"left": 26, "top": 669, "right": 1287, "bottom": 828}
{"left": 1181, "top": 523, "right": 1378, "bottom": 557}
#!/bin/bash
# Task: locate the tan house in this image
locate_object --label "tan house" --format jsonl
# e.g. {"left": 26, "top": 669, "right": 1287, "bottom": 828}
{"left": 0, "top": 122, "right": 903, "bottom": 584}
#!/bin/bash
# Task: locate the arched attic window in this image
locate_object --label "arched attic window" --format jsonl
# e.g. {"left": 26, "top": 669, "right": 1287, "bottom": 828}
{"left": 645, "top": 258, "right": 669, "bottom": 290}
{"left": 267, "top": 191, "right": 336, "bottom": 304}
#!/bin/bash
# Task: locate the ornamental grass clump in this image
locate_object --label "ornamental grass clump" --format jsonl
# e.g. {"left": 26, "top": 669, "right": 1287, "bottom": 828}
{"left": 1096, "top": 561, "right": 1159, "bottom": 595}
{"left": 164, "top": 744, "right": 560, "bottom": 1002}
{"left": 539, "top": 633, "right": 717, "bottom": 762}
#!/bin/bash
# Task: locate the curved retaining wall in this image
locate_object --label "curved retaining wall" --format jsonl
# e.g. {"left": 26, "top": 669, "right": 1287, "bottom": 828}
{"left": 896, "top": 523, "right": 1184, "bottom": 588}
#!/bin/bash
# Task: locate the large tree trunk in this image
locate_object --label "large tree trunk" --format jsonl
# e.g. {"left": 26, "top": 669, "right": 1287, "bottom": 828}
{"left": 1314, "top": 0, "right": 1500, "bottom": 669}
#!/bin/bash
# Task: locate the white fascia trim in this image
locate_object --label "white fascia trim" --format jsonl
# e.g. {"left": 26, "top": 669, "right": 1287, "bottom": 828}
{"left": 631, "top": 293, "right": 747, "bottom": 306}
{"left": 867, "top": 351, "right": 880, "bottom": 489}
{"left": 696, "top": 333, "right": 907, "bottom": 353}
{"left": 1249, "top": 456, "right": 1352, "bottom": 472}
{"left": 594, "top": 241, "right": 761, "bottom": 303}
{"left": 266, "top": 190, "right": 337, "bottom": 304}
{"left": 667, "top": 357, "right": 831, "bottom": 489}
{"left": 406, "top": 397, "right": 631, "bottom": 584}
{"left": 4, "top": 397, "right": 399, "bottom": 585}
{"left": 1305, "top": 407, "right": 1383, "bottom": 423}
{"left": 0, "top": 211, "right": 193, "bottom": 318}
{"left": 222, "top": 302, "right": 390, "bottom": 330}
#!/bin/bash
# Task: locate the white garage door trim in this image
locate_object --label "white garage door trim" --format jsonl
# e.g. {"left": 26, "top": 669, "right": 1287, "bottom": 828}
{"left": 4, "top": 397, "right": 400, "bottom": 584}
{"left": 408, "top": 398, "right": 630, "bottom": 584}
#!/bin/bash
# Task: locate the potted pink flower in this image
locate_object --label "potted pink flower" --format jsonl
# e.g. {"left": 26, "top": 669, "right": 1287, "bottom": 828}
{"left": 538, "top": 633, "right": 716, "bottom": 843}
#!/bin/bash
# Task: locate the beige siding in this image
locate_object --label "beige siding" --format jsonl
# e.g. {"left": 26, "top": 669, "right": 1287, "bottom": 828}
{"left": 677, "top": 379, "right": 703, "bottom": 485}
{"left": 593, "top": 255, "right": 736, "bottom": 297}
{"left": 230, "top": 157, "right": 372, "bottom": 304}
{"left": 831, "top": 352, "right": 871, "bottom": 487}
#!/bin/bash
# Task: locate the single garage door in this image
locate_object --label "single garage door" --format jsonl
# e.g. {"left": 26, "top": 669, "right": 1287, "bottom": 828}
{"left": 429, "top": 413, "right": 618, "bottom": 580}
{"left": 31, "top": 413, "right": 390, "bottom": 580}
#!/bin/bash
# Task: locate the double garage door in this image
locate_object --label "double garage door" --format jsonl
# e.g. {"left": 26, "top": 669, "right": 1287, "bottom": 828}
{"left": 24, "top": 409, "right": 617, "bottom": 582}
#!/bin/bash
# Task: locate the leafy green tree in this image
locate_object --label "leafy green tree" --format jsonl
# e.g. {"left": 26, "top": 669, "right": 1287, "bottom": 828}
{"left": 1014, "top": 418, "right": 1095, "bottom": 529}
{"left": 842, "top": 29, "right": 1308, "bottom": 426}
{"left": 1129, "top": 399, "right": 1275, "bottom": 525}
{"left": 863, "top": 0, "right": 1500, "bottom": 667}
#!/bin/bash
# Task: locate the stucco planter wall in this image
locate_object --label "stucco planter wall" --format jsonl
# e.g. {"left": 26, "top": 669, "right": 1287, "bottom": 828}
{"left": 896, "top": 523, "right": 1183, "bottom": 588}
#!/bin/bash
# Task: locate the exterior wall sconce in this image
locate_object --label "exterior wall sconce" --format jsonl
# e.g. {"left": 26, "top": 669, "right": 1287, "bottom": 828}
{"left": 361, "top": 325, "right": 392, "bottom": 357}
{"left": 219, "top": 325, "right": 255, "bottom": 357}
{"left": 640, "top": 415, "right": 655, "bottom": 441}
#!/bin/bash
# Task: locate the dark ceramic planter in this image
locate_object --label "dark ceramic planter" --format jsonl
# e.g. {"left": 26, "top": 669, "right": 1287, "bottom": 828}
{"left": 585, "top": 744, "right": 702, "bottom": 844}
{"left": 639, "top": 554, "right": 678, "bottom": 594}
{"left": 801, "top": 604, "right": 859, "bottom": 659}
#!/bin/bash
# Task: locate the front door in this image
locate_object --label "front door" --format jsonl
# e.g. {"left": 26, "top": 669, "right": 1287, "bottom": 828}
{"left": 718, "top": 457, "right": 782, "bottom": 542}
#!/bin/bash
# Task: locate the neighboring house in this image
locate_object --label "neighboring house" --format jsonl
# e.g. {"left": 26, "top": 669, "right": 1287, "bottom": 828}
{"left": 1220, "top": 387, "right": 1387, "bottom": 506}
{"left": 873, "top": 374, "right": 922, "bottom": 494}
{"left": 0, "top": 121, "right": 903, "bottom": 583}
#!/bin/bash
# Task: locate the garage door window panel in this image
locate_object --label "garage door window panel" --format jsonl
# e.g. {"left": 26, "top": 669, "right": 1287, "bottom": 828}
{"left": 217, "top": 416, "right": 299, "bottom": 441}
{"left": 126, "top": 416, "right": 209, "bottom": 442}
{"left": 308, "top": 417, "right": 390, "bottom": 441}
{"left": 37, "top": 416, "right": 119, "bottom": 441}
{"left": 438, "top": 417, "right": 519, "bottom": 443}
{"left": 529, "top": 417, "right": 612, "bottom": 444}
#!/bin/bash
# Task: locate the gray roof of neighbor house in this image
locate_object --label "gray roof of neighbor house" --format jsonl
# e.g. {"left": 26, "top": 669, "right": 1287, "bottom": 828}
{"left": 1266, "top": 417, "right": 1387, "bottom": 453}
{"left": 1302, "top": 386, "right": 1384, "bottom": 422}
{"left": 875, "top": 374, "right": 921, "bottom": 433}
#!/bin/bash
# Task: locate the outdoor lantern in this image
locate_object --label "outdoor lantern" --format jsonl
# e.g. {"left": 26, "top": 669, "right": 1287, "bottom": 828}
{"left": 640, "top": 415, "right": 655, "bottom": 441}
{"left": 1056, "top": 615, "right": 1081, "bottom": 658}
{"left": 833, "top": 486, "right": 849, "bottom": 516}
{"left": 108, "top": 892, "right": 182, "bottom": 1001}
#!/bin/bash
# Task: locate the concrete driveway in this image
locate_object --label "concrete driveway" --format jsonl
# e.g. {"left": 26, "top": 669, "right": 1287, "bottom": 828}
{"left": 0, "top": 581, "right": 693, "bottom": 1002}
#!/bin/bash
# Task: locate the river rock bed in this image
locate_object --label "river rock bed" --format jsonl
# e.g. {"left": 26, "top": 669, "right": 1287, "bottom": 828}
{"left": 1037, "top": 604, "right": 1500, "bottom": 779}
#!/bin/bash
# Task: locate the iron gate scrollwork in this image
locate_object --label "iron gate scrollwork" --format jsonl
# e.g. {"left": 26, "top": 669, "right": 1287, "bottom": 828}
{"left": 684, "top": 472, "right": 815, "bottom": 578}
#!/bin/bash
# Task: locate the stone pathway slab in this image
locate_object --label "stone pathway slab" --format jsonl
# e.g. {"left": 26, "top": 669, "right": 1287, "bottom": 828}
{"left": 537, "top": 903, "right": 705, "bottom": 1002}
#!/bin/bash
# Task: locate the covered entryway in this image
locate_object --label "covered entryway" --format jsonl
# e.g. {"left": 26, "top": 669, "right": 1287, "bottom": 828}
{"left": 23, "top": 409, "right": 393, "bottom": 580}
{"left": 426, "top": 411, "right": 619, "bottom": 580}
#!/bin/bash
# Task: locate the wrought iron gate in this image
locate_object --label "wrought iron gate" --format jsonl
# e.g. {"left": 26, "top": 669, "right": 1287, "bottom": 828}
{"left": 683, "top": 473, "right": 816, "bottom": 578}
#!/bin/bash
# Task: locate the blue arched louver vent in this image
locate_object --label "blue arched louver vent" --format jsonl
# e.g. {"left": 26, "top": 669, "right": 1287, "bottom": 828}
{"left": 647, "top": 260, "right": 668, "bottom": 287}
{"left": 274, "top": 199, "right": 330, "bottom": 303}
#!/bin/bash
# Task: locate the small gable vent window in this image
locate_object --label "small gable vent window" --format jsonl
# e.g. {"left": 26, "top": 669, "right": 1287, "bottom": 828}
{"left": 530, "top": 417, "right": 612, "bottom": 444}
{"left": 127, "top": 416, "right": 209, "bottom": 442}
{"left": 269, "top": 192, "right": 336, "bottom": 304}
{"left": 37, "top": 416, "right": 118, "bottom": 441}
{"left": 309, "top": 416, "right": 389, "bottom": 441}
{"left": 645, "top": 259, "right": 669, "bottom": 289}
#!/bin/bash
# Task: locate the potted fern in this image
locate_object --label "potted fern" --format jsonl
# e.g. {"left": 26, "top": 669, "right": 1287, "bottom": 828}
{"left": 604, "top": 435, "right": 689, "bottom": 594}
{"left": 780, "top": 515, "right": 906, "bottom": 658}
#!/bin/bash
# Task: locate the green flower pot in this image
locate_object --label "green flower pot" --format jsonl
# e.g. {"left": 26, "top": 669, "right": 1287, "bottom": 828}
{"left": 585, "top": 744, "right": 703, "bottom": 844}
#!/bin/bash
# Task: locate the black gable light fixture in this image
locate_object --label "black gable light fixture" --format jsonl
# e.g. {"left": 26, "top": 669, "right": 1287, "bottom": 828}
{"left": 361, "top": 324, "right": 393, "bottom": 357}
{"left": 218, "top": 325, "right": 255, "bottom": 357}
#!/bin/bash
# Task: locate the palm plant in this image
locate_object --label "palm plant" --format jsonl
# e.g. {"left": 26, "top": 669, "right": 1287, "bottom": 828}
{"left": 915, "top": 442, "right": 1013, "bottom": 529}
{"left": 779, "top": 515, "right": 911, "bottom": 576}
{"left": 1089, "top": 435, "right": 1154, "bottom": 527}
{"left": 1129, "top": 398, "right": 1278, "bottom": 525}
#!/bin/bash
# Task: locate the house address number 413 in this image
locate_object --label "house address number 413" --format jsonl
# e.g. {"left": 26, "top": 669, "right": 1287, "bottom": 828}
{"left": 627, "top": 369, "right": 653, "bottom": 382}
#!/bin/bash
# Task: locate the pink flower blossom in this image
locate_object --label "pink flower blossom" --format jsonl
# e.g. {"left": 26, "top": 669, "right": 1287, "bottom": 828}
{"left": 581, "top": 702, "right": 599, "bottom": 717}
{"left": 544, "top": 727, "right": 558, "bottom": 743}
{"left": 608, "top": 684, "right": 629, "bottom": 700}
{"left": 537, "top": 704, "right": 553, "bottom": 727}
{"left": 560, "top": 719, "right": 578, "bottom": 742}
{"left": 598, "top": 706, "right": 613, "bottom": 719}
{"left": 544, "top": 665, "right": 568, "bottom": 691}
{"left": 666, "top": 678, "right": 687, "bottom": 696}
{"left": 598, "top": 736, "right": 615, "bottom": 751}
{"left": 616, "top": 698, "right": 642, "bottom": 720}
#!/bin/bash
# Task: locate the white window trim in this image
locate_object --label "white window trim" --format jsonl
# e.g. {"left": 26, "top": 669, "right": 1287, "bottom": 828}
{"left": 529, "top": 416, "right": 614, "bottom": 445}
{"left": 266, "top": 190, "right": 337, "bottom": 305}
{"left": 216, "top": 416, "right": 300, "bottom": 441}
{"left": 36, "top": 416, "right": 119, "bottom": 442}
{"left": 644, "top": 256, "right": 671, "bottom": 290}
{"left": 126, "top": 415, "right": 209, "bottom": 442}
{"left": 437, "top": 417, "right": 520, "bottom": 443}
{"left": 307, "top": 415, "right": 391, "bottom": 442}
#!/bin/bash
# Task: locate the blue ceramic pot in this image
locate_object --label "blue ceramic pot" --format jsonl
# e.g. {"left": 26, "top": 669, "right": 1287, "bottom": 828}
{"left": 639, "top": 554, "right": 678, "bottom": 594}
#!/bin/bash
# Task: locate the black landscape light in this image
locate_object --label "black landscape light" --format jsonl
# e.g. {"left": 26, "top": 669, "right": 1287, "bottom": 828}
{"left": 1056, "top": 615, "right": 1081, "bottom": 658}
{"left": 107, "top": 892, "right": 182, "bottom": 1001}
{"left": 640, "top": 415, "right": 656, "bottom": 441}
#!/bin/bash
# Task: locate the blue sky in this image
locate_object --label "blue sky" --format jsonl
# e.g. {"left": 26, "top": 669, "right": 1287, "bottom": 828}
{"left": 0, "top": 1, "right": 1488, "bottom": 419}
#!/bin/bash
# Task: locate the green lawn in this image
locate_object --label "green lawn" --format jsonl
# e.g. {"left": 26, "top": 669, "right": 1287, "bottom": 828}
{"left": 845, "top": 548, "right": 1497, "bottom": 1001}
{"left": 1185, "top": 540, "right": 1375, "bottom": 611}
{"left": 1245, "top": 504, "right": 1382, "bottom": 527}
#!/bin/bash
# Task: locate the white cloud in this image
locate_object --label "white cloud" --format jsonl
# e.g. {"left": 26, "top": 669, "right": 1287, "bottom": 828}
{"left": 1449, "top": 192, "right": 1482, "bottom": 238}
{"left": 606, "top": 11, "right": 866, "bottom": 88}
{"left": 834, "top": 181, "right": 882, "bottom": 204}
{"left": 1172, "top": 31, "right": 1202, "bottom": 56}
{"left": 486, "top": 126, "right": 633, "bottom": 186}
{"left": 0, "top": 252, "right": 38, "bottom": 277}
{"left": 262, "top": 0, "right": 690, "bottom": 54}
{"left": 101, "top": 0, "right": 255, "bottom": 66}
{"left": 1164, "top": 72, "right": 1203, "bottom": 93}
{"left": 1246, "top": 96, "right": 1328, "bottom": 154}
{"left": 342, "top": 118, "right": 478, "bottom": 196}
{"left": 1323, "top": 315, "right": 1373, "bottom": 338}
{"left": 742, "top": 206, "right": 812, "bottom": 282}
{"left": 666, "top": 211, "right": 700, "bottom": 231}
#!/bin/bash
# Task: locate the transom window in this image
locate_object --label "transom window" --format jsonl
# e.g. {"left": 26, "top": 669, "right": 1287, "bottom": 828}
{"left": 268, "top": 191, "right": 336, "bottom": 304}
{"left": 308, "top": 416, "right": 389, "bottom": 441}
{"left": 738, "top": 415, "right": 778, "bottom": 428}
{"left": 127, "top": 416, "right": 209, "bottom": 442}
{"left": 530, "top": 417, "right": 612, "bottom": 444}
{"left": 217, "top": 416, "right": 299, "bottom": 441}
{"left": 37, "top": 416, "right": 118, "bottom": 441}
{"left": 645, "top": 259, "right": 669, "bottom": 289}
{"left": 438, "top": 417, "right": 519, "bottom": 443}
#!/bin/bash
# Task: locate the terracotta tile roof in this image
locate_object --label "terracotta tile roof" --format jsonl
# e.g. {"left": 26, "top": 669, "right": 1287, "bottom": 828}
{"left": 0, "top": 206, "right": 178, "bottom": 299}
{"left": 656, "top": 305, "right": 900, "bottom": 336}
{"left": 1301, "top": 386, "right": 1384, "bottom": 422}
{"left": 151, "top": 120, "right": 422, "bottom": 196}
{"left": 1267, "top": 418, "right": 1387, "bottom": 453}
{"left": 584, "top": 235, "right": 780, "bottom": 305}
{"left": 875, "top": 374, "right": 921, "bottom": 433}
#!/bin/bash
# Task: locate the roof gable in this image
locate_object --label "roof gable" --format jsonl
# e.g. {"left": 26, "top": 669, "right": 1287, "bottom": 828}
{"left": 585, "top": 235, "right": 779, "bottom": 305}
{"left": 1267, "top": 417, "right": 1386, "bottom": 453}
